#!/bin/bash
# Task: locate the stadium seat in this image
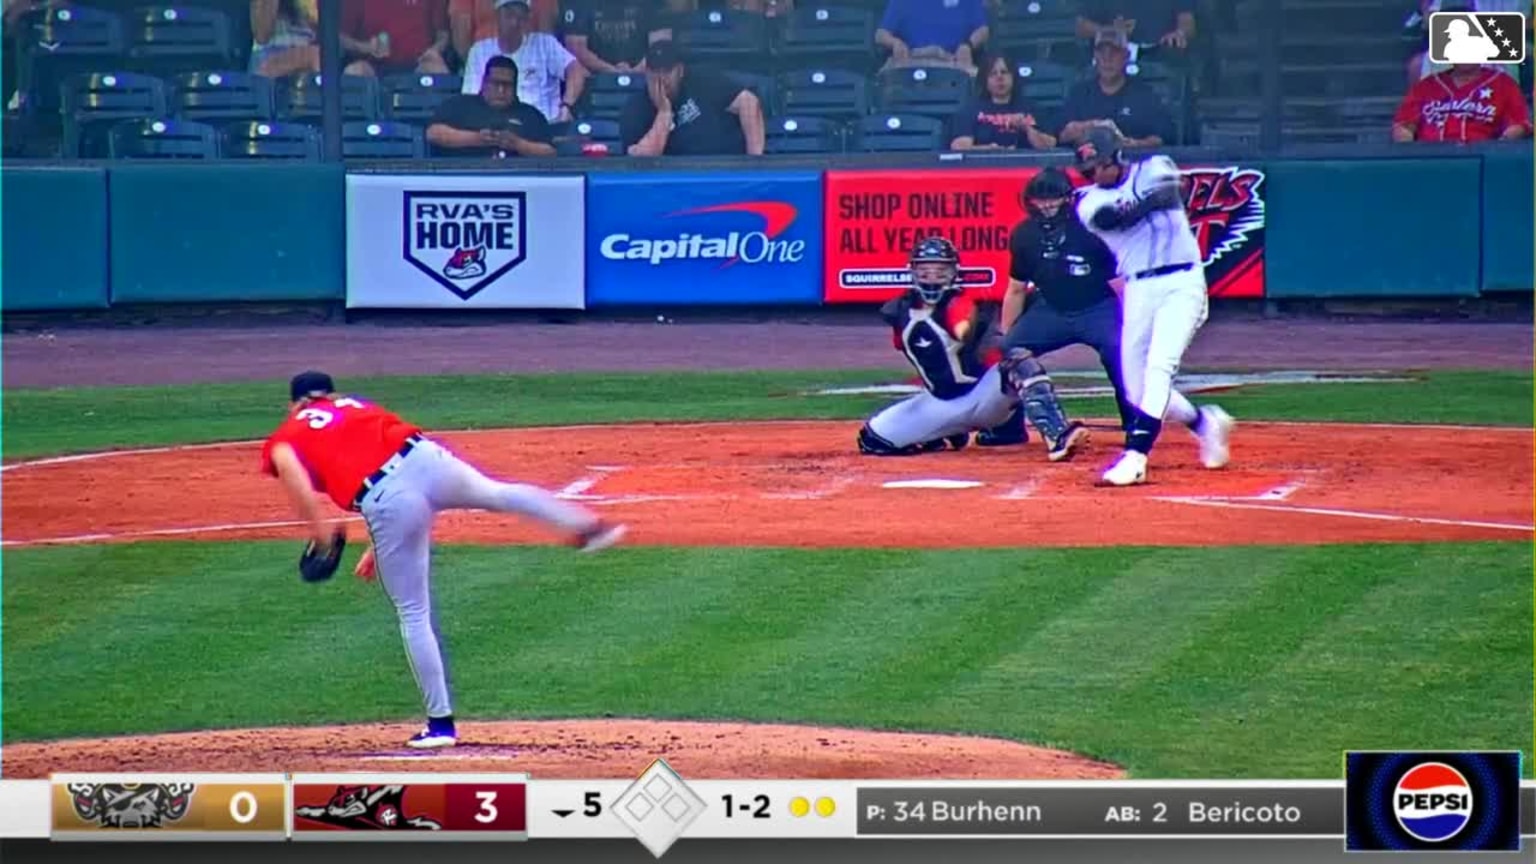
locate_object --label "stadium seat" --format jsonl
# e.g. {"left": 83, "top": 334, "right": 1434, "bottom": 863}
{"left": 281, "top": 73, "right": 379, "bottom": 122}
{"left": 722, "top": 70, "right": 778, "bottom": 113}
{"left": 772, "top": 6, "right": 876, "bottom": 72}
{"left": 991, "top": 0, "right": 1079, "bottom": 61}
{"left": 171, "top": 71, "right": 274, "bottom": 123}
{"left": 221, "top": 120, "right": 322, "bottom": 159}
{"left": 850, "top": 113, "right": 944, "bottom": 152}
{"left": 22, "top": 5, "right": 127, "bottom": 117}
{"left": 777, "top": 67, "right": 868, "bottom": 121}
{"left": 108, "top": 117, "right": 219, "bottom": 158}
{"left": 125, "top": 6, "right": 236, "bottom": 77}
{"left": 1011, "top": 60, "right": 1074, "bottom": 107}
{"left": 582, "top": 71, "right": 646, "bottom": 122}
{"left": 764, "top": 115, "right": 842, "bottom": 153}
{"left": 381, "top": 73, "right": 462, "bottom": 124}
{"left": 341, "top": 120, "right": 424, "bottom": 158}
{"left": 567, "top": 118, "right": 623, "bottom": 154}
{"left": 61, "top": 71, "right": 168, "bottom": 158}
{"left": 875, "top": 65, "right": 970, "bottom": 120}
{"left": 671, "top": 10, "right": 771, "bottom": 73}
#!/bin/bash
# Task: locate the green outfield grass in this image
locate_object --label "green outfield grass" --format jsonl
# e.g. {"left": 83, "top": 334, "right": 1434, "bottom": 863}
{"left": 3, "top": 369, "right": 1531, "bottom": 460}
{"left": 3, "top": 367, "right": 1532, "bottom": 778}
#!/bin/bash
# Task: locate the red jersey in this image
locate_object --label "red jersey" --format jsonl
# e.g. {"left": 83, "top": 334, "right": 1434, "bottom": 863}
{"left": 1394, "top": 67, "right": 1532, "bottom": 142}
{"left": 342, "top": 0, "right": 448, "bottom": 65}
{"left": 261, "top": 396, "right": 423, "bottom": 511}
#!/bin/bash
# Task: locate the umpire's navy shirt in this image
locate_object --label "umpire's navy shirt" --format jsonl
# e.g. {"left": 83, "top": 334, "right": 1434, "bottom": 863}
{"left": 1008, "top": 214, "right": 1120, "bottom": 313}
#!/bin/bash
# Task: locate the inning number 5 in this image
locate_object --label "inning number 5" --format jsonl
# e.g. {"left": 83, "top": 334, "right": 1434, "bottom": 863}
{"left": 475, "top": 791, "right": 499, "bottom": 824}
{"left": 296, "top": 397, "right": 364, "bottom": 429}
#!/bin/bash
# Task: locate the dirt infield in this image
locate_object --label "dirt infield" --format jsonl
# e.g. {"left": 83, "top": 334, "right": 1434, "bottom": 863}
{"left": 0, "top": 720, "right": 1125, "bottom": 780}
{"left": 4, "top": 419, "right": 1529, "bottom": 779}
{"left": 4, "top": 420, "right": 1531, "bottom": 549}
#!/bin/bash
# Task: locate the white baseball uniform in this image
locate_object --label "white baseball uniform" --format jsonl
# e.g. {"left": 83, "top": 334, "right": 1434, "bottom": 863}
{"left": 1076, "top": 155, "right": 1207, "bottom": 431}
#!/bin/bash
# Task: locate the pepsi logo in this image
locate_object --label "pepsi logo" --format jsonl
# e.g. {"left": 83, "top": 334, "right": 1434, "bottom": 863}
{"left": 1393, "top": 762, "right": 1473, "bottom": 842}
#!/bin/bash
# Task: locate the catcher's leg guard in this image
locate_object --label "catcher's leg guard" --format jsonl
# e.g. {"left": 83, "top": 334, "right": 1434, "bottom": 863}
{"left": 977, "top": 405, "right": 1028, "bottom": 446}
{"left": 1001, "top": 349, "right": 1076, "bottom": 448}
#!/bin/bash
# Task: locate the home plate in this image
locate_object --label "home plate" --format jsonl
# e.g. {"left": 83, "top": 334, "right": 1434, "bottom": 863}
{"left": 882, "top": 479, "right": 985, "bottom": 490}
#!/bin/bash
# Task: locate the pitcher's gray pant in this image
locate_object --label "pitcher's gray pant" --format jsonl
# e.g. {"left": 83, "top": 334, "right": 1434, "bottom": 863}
{"left": 357, "top": 438, "right": 598, "bottom": 719}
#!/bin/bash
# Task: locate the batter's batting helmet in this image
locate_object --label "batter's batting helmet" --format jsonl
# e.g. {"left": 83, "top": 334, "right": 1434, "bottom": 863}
{"left": 1024, "top": 167, "right": 1076, "bottom": 234}
{"left": 1074, "top": 127, "right": 1122, "bottom": 181}
{"left": 908, "top": 236, "right": 961, "bottom": 305}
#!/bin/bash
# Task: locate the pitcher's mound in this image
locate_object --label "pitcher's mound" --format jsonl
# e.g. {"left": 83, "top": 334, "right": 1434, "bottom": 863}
{"left": 3, "top": 719, "right": 1125, "bottom": 779}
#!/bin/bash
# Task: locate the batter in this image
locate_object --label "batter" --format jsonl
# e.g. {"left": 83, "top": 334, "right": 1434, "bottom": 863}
{"left": 1073, "top": 127, "right": 1235, "bottom": 486}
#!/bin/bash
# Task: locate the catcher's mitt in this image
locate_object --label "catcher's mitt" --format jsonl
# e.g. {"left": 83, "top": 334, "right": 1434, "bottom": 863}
{"left": 299, "top": 529, "right": 346, "bottom": 583}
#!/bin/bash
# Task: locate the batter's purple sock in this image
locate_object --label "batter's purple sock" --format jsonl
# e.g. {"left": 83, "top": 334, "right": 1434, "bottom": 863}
{"left": 1188, "top": 408, "right": 1206, "bottom": 434}
{"left": 1126, "top": 410, "right": 1163, "bottom": 455}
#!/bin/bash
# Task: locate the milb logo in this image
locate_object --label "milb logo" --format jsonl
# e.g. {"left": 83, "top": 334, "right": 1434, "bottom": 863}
{"left": 1345, "top": 751, "right": 1522, "bottom": 851}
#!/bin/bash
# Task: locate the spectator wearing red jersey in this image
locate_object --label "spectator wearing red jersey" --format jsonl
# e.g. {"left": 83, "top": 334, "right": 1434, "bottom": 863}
{"left": 1392, "top": 62, "right": 1531, "bottom": 141}
{"left": 341, "top": 0, "right": 451, "bottom": 77}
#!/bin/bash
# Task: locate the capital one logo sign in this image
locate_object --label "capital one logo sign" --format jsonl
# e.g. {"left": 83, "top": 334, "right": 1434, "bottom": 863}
{"left": 599, "top": 201, "right": 806, "bottom": 268}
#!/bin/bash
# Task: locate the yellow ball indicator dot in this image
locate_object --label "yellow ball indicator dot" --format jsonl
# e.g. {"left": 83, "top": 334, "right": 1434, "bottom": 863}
{"left": 815, "top": 797, "right": 836, "bottom": 817}
{"left": 789, "top": 797, "right": 811, "bottom": 817}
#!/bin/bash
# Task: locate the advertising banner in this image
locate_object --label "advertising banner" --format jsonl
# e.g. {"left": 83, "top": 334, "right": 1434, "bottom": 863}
{"left": 586, "top": 171, "right": 823, "bottom": 306}
{"left": 345, "top": 173, "right": 585, "bottom": 309}
{"left": 823, "top": 165, "right": 1266, "bottom": 303}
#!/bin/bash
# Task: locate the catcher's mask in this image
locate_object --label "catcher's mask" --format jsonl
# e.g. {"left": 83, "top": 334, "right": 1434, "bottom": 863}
{"left": 909, "top": 236, "right": 961, "bottom": 305}
{"left": 1024, "top": 167, "right": 1076, "bottom": 237}
{"left": 1074, "top": 127, "right": 1122, "bottom": 186}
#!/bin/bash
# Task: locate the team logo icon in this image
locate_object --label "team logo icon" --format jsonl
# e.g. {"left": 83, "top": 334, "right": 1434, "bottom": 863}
{"left": 1179, "top": 167, "right": 1266, "bottom": 298}
{"left": 1393, "top": 762, "right": 1473, "bottom": 842}
{"left": 295, "top": 785, "right": 442, "bottom": 831}
{"left": 402, "top": 191, "right": 527, "bottom": 300}
{"left": 67, "top": 782, "right": 195, "bottom": 828}
{"left": 442, "top": 246, "right": 488, "bottom": 280}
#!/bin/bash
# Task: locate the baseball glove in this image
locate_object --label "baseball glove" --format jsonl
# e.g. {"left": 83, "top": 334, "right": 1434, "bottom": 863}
{"left": 299, "top": 529, "right": 346, "bottom": 583}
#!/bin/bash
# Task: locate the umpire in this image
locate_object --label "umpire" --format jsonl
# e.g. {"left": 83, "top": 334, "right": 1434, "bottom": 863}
{"left": 1000, "top": 167, "right": 1132, "bottom": 432}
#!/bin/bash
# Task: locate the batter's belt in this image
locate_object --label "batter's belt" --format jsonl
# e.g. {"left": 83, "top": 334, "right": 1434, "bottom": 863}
{"left": 351, "top": 434, "right": 424, "bottom": 511}
{"left": 1129, "top": 261, "right": 1196, "bottom": 281}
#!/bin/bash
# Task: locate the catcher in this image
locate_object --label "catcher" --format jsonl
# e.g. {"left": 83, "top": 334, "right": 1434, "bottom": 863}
{"left": 263, "top": 371, "right": 626, "bottom": 749}
{"left": 857, "top": 236, "right": 1083, "bottom": 458}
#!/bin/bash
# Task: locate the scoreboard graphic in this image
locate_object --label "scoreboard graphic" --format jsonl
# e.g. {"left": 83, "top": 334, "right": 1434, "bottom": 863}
{"left": 289, "top": 773, "right": 528, "bottom": 840}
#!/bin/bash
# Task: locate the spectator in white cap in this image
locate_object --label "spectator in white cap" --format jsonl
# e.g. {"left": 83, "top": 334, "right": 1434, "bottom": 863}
{"left": 461, "top": 0, "right": 588, "bottom": 124}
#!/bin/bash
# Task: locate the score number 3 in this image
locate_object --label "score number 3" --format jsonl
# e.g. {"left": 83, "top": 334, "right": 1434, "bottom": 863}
{"left": 296, "top": 397, "right": 364, "bottom": 429}
{"left": 475, "top": 791, "right": 499, "bottom": 824}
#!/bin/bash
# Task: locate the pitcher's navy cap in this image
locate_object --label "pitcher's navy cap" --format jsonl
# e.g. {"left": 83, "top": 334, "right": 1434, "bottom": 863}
{"left": 289, "top": 370, "right": 335, "bottom": 401}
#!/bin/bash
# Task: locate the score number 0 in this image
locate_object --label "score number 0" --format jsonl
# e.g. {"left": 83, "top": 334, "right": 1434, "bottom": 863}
{"left": 229, "top": 791, "right": 259, "bottom": 824}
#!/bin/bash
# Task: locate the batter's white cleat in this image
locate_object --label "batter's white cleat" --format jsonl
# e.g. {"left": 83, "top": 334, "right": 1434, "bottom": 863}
{"left": 1194, "top": 405, "right": 1235, "bottom": 469}
{"left": 576, "top": 521, "right": 627, "bottom": 553}
{"left": 1100, "top": 451, "right": 1149, "bottom": 486}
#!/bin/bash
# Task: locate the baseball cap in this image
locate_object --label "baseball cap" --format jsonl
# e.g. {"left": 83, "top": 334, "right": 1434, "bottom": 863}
{"left": 494, "top": 0, "right": 530, "bottom": 9}
{"left": 289, "top": 370, "right": 335, "bottom": 401}
{"left": 645, "top": 39, "right": 683, "bottom": 70}
{"left": 1094, "top": 29, "right": 1129, "bottom": 49}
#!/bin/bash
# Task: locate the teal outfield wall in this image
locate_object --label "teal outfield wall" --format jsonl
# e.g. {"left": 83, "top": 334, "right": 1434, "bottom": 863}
{"left": 1, "top": 152, "right": 1530, "bottom": 312}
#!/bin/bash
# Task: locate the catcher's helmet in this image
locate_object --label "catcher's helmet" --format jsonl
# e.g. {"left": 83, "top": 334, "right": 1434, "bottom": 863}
{"left": 1023, "top": 167, "right": 1076, "bottom": 235}
{"left": 909, "top": 236, "right": 961, "bottom": 304}
{"left": 1074, "top": 127, "right": 1122, "bottom": 182}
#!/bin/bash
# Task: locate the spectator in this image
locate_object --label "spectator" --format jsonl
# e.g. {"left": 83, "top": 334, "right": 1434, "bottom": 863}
{"left": 1076, "top": 0, "right": 1194, "bottom": 55}
{"left": 1392, "top": 61, "right": 1531, "bottom": 141}
{"left": 451, "top": 0, "right": 559, "bottom": 65}
{"left": 340, "top": 0, "right": 451, "bottom": 77}
{"left": 950, "top": 54, "right": 1058, "bottom": 150}
{"left": 620, "top": 39, "right": 764, "bottom": 155}
{"left": 5, "top": 0, "right": 68, "bottom": 109}
{"left": 560, "top": 2, "right": 670, "bottom": 73}
{"left": 250, "top": 0, "right": 320, "bottom": 77}
{"left": 1058, "top": 29, "right": 1176, "bottom": 146}
{"left": 427, "top": 55, "right": 556, "bottom": 156}
{"left": 875, "top": 0, "right": 989, "bottom": 74}
{"left": 462, "top": 0, "right": 588, "bottom": 124}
